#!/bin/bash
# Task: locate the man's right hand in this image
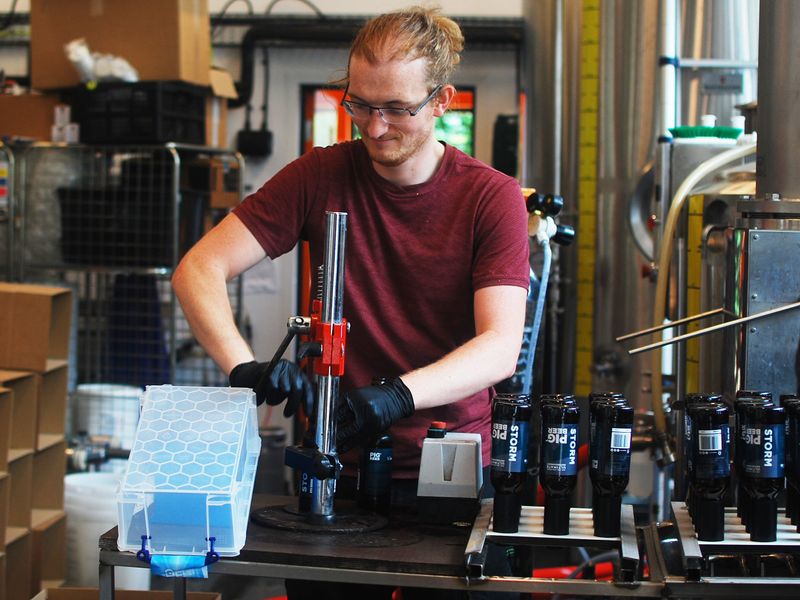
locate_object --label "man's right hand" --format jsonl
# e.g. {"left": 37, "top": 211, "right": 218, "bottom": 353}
{"left": 229, "top": 359, "right": 312, "bottom": 417}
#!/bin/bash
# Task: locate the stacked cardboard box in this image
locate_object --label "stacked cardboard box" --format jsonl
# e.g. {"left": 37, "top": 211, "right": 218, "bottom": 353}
{"left": 0, "top": 283, "right": 72, "bottom": 600}
{"left": 26, "top": 0, "right": 236, "bottom": 148}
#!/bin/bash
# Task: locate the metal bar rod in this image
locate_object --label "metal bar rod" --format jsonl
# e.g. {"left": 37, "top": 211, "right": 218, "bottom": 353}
{"left": 678, "top": 58, "right": 758, "bottom": 69}
{"left": 167, "top": 146, "right": 181, "bottom": 383}
{"left": 615, "top": 307, "right": 729, "bottom": 342}
{"left": 628, "top": 300, "right": 800, "bottom": 355}
{"left": 465, "top": 499, "right": 492, "bottom": 578}
{"left": 311, "top": 211, "right": 347, "bottom": 520}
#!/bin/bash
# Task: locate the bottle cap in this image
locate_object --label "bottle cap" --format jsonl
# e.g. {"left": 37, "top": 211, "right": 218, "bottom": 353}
{"left": 593, "top": 494, "right": 622, "bottom": 538}
{"left": 426, "top": 422, "right": 447, "bottom": 438}
{"left": 695, "top": 497, "right": 726, "bottom": 541}
{"left": 492, "top": 493, "right": 523, "bottom": 533}
{"left": 749, "top": 497, "right": 778, "bottom": 542}
{"left": 543, "top": 495, "right": 571, "bottom": 535}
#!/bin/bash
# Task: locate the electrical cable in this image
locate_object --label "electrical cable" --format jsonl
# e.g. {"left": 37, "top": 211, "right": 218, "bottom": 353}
{"left": 261, "top": 47, "right": 269, "bottom": 130}
{"left": 211, "top": 0, "right": 255, "bottom": 41}
{"left": 550, "top": 549, "right": 619, "bottom": 600}
{"left": 0, "top": 0, "right": 20, "bottom": 32}
{"left": 265, "top": 0, "right": 325, "bottom": 18}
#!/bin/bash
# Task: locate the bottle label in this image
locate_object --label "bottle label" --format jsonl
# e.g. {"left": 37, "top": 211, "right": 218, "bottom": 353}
{"left": 367, "top": 447, "right": 392, "bottom": 463}
{"left": 491, "top": 419, "right": 529, "bottom": 473}
{"left": 595, "top": 425, "right": 632, "bottom": 476}
{"left": 692, "top": 425, "right": 730, "bottom": 479}
{"left": 743, "top": 424, "right": 785, "bottom": 478}
{"left": 362, "top": 447, "right": 392, "bottom": 496}
{"left": 542, "top": 423, "right": 578, "bottom": 476}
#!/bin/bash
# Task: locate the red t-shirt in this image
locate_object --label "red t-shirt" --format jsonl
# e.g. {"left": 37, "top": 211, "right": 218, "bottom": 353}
{"left": 234, "top": 141, "right": 530, "bottom": 477}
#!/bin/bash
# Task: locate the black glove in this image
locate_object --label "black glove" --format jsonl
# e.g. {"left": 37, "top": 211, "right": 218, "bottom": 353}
{"left": 229, "top": 359, "right": 312, "bottom": 417}
{"left": 336, "top": 377, "right": 415, "bottom": 451}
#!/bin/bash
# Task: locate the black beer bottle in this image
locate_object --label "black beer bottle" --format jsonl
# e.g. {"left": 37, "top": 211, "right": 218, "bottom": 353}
{"left": 540, "top": 395, "right": 580, "bottom": 535}
{"left": 734, "top": 390, "right": 773, "bottom": 527}
{"left": 588, "top": 393, "right": 625, "bottom": 481}
{"left": 358, "top": 377, "right": 393, "bottom": 513}
{"left": 358, "top": 433, "right": 392, "bottom": 513}
{"left": 687, "top": 402, "right": 730, "bottom": 541}
{"left": 682, "top": 393, "right": 723, "bottom": 517}
{"left": 781, "top": 395, "right": 800, "bottom": 527}
{"left": 741, "top": 403, "right": 785, "bottom": 542}
{"left": 590, "top": 396, "right": 633, "bottom": 537}
{"left": 490, "top": 393, "right": 532, "bottom": 533}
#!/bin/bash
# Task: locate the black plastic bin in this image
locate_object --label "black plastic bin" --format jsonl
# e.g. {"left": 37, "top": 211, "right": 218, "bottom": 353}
{"left": 68, "top": 81, "right": 207, "bottom": 145}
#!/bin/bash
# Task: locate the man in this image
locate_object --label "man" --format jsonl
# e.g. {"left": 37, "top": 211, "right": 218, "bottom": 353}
{"left": 173, "top": 6, "right": 529, "bottom": 598}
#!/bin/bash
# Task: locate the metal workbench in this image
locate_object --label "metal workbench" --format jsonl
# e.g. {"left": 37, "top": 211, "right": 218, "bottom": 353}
{"left": 98, "top": 494, "right": 663, "bottom": 599}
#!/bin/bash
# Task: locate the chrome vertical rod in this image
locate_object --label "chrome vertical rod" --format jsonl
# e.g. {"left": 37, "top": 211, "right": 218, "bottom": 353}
{"left": 311, "top": 211, "right": 348, "bottom": 520}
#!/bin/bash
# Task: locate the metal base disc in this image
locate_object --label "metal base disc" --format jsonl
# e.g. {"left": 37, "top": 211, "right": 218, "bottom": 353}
{"left": 251, "top": 502, "right": 389, "bottom": 534}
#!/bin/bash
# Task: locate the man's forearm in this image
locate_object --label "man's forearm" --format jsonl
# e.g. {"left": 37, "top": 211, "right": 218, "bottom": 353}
{"left": 173, "top": 213, "right": 268, "bottom": 375}
{"left": 398, "top": 285, "right": 527, "bottom": 410}
{"left": 399, "top": 329, "right": 520, "bottom": 410}
{"left": 173, "top": 256, "right": 254, "bottom": 375}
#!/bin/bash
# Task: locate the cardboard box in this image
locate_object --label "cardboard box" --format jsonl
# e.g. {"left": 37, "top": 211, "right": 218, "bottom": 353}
{"left": 0, "top": 283, "right": 72, "bottom": 373}
{"left": 31, "top": 512, "right": 66, "bottom": 597}
{"left": 0, "top": 95, "right": 61, "bottom": 141}
{"left": 0, "top": 473, "right": 8, "bottom": 548}
{"left": 0, "top": 388, "right": 11, "bottom": 471}
{"left": 32, "top": 590, "right": 221, "bottom": 600}
{"left": 32, "top": 439, "right": 66, "bottom": 513}
{"left": 205, "top": 67, "right": 237, "bottom": 148}
{"left": 5, "top": 528, "right": 30, "bottom": 600}
{"left": 37, "top": 362, "right": 68, "bottom": 450}
{"left": 30, "top": 0, "right": 210, "bottom": 90}
{"left": 184, "top": 156, "right": 241, "bottom": 209}
{"left": 0, "top": 371, "right": 38, "bottom": 452}
{"left": 7, "top": 450, "right": 33, "bottom": 529}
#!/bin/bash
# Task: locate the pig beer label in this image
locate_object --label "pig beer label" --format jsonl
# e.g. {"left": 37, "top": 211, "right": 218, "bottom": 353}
{"left": 595, "top": 424, "right": 632, "bottom": 476}
{"left": 543, "top": 424, "right": 578, "bottom": 476}
{"left": 491, "top": 419, "right": 529, "bottom": 473}
{"left": 693, "top": 425, "right": 730, "bottom": 479}
{"left": 744, "top": 424, "right": 785, "bottom": 478}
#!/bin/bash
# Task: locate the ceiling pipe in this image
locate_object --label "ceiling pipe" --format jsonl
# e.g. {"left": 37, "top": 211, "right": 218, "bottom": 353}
{"left": 224, "top": 16, "right": 523, "bottom": 109}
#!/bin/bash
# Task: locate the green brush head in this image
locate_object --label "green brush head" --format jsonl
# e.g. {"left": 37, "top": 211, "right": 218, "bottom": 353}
{"left": 669, "top": 125, "right": 743, "bottom": 139}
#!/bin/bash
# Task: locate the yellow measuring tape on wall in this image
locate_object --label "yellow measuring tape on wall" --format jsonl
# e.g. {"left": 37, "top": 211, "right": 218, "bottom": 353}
{"left": 574, "top": 0, "right": 601, "bottom": 397}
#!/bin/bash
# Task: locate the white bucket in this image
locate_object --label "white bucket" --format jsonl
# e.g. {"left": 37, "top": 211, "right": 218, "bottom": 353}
{"left": 72, "top": 383, "right": 142, "bottom": 449}
{"left": 64, "top": 471, "right": 150, "bottom": 590}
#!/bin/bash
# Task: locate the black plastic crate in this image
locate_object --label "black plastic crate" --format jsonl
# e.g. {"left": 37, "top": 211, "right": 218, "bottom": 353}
{"left": 68, "top": 81, "right": 207, "bottom": 144}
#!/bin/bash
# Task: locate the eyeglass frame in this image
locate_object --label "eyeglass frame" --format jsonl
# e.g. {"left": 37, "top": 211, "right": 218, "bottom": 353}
{"left": 340, "top": 83, "right": 444, "bottom": 124}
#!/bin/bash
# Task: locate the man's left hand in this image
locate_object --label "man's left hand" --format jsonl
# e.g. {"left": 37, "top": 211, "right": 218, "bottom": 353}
{"left": 336, "top": 377, "right": 415, "bottom": 451}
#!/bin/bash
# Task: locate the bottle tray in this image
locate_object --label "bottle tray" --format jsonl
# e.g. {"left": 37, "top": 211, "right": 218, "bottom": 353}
{"left": 466, "top": 500, "right": 640, "bottom": 583}
{"left": 672, "top": 501, "right": 800, "bottom": 554}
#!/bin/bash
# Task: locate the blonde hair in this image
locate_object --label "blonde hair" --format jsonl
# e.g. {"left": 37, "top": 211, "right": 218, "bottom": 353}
{"left": 347, "top": 6, "right": 464, "bottom": 89}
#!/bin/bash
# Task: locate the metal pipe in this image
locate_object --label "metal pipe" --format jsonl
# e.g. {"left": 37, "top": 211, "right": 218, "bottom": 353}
{"left": 756, "top": 0, "right": 800, "bottom": 201}
{"left": 615, "top": 307, "right": 729, "bottom": 342}
{"left": 660, "top": 0, "right": 678, "bottom": 133}
{"left": 629, "top": 299, "right": 800, "bottom": 356}
{"left": 311, "top": 211, "right": 347, "bottom": 520}
{"left": 678, "top": 58, "right": 757, "bottom": 69}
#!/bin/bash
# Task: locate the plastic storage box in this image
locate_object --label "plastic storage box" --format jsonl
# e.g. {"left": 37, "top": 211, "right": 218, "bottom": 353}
{"left": 117, "top": 385, "right": 259, "bottom": 557}
{"left": 68, "top": 81, "right": 207, "bottom": 144}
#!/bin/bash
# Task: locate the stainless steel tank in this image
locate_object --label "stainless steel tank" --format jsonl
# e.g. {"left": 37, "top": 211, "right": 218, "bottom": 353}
{"left": 522, "top": 0, "right": 759, "bottom": 409}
